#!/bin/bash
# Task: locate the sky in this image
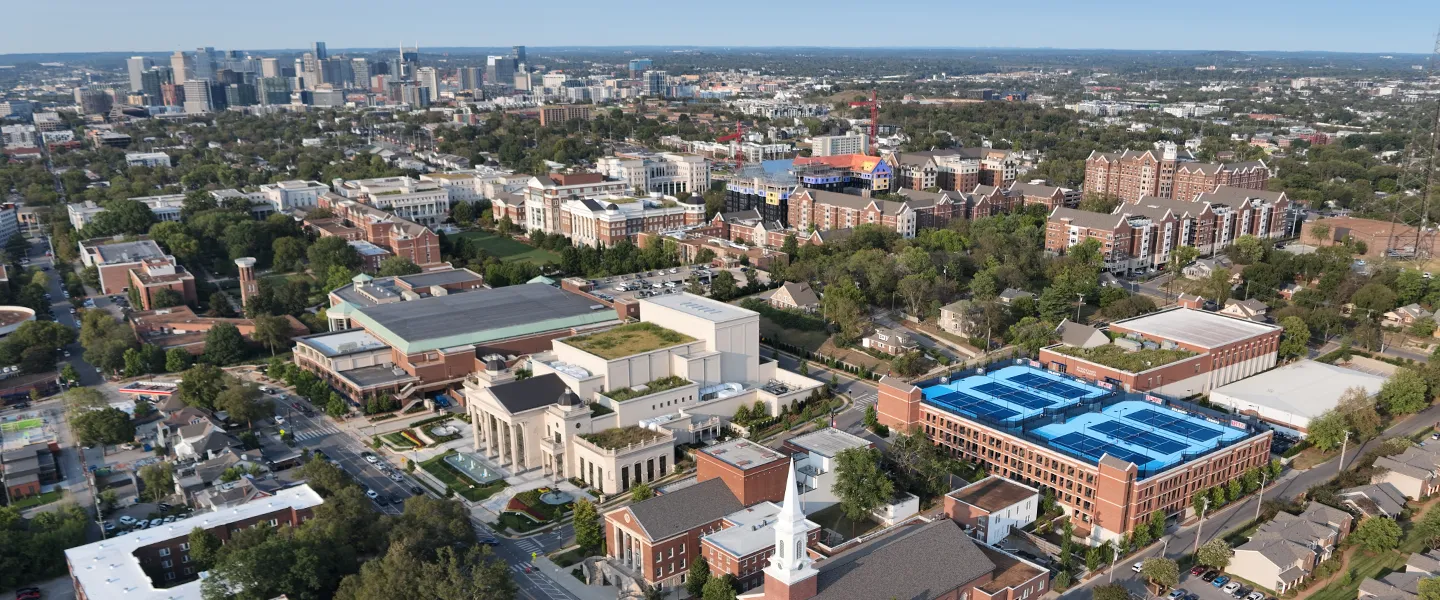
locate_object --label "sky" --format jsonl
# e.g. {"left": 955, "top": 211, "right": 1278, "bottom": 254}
{"left": 4, "top": 0, "right": 1440, "bottom": 55}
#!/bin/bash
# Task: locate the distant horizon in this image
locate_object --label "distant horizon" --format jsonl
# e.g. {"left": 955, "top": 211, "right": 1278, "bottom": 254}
{"left": 4, "top": 0, "right": 1438, "bottom": 56}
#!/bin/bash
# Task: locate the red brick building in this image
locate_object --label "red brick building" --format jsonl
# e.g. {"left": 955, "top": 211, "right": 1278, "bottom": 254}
{"left": 312, "top": 193, "right": 444, "bottom": 268}
{"left": 884, "top": 148, "right": 1018, "bottom": 193}
{"left": 127, "top": 257, "right": 198, "bottom": 310}
{"left": 1009, "top": 181, "right": 1081, "bottom": 211}
{"left": 1085, "top": 146, "right": 1271, "bottom": 203}
{"left": 786, "top": 188, "right": 961, "bottom": 238}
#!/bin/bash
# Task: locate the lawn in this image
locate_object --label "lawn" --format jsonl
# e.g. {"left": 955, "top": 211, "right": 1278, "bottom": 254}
{"left": 381, "top": 431, "right": 417, "bottom": 449}
{"left": 580, "top": 426, "right": 667, "bottom": 450}
{"left": 1, "top": 418, "right": 42, "bottom": 432}
{"left": 8, "top": 490, "right": 62, "bottom": 510}
{"left": 1307, "top": 502, "right": 1438, "bottom": 600}
{"left": 419, "top": 452, "right": 508, "bottom": 502}
{"left": 565, "top": 322, "right": 694, "bottom": 359}
{"left": 807, "top": 502, "right": 882, "bottom": 542}
{"left": 457, "top": 231, "right": 560, "bottom": 266}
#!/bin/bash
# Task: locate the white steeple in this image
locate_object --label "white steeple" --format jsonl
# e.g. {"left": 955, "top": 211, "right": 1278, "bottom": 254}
{"left": 764, "top": 458, "right": 817, "bottom": 584}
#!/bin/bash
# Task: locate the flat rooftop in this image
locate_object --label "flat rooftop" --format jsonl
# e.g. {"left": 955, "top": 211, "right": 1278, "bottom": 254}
{"left": 1210, "top": 360, "right": 1388, "bottom": 421}
{"left": 1030, "top": 399, "right": 1247, "bottom": 473}
{"left": 700, "top": 438, "right": 785, "bottom": 470}
{"left": 641, "top": 292, "right": 755, "bottom": 323}
{"left": 89, "top": 239, "right": 167, "bottom": 264}
{"left": 704, "top": 501, "right": 819, "bottom": 558}
{"left": 64, "top": 485, "right": 323, "bottom": 600}
{"left": 397, "top": 268, "right": 483, "bottom": 289}
{"left": 1111, "top": 308, "right": 1280, "bottom": 349}
{"left": 297, "top": 329, "right": 390, "bottom": 357}
{"left": 947, "top": 476, "right": 1038, "bottom": 513}
{"left": 922, "top": 365, "right": 1108, "bottom": 424}
{"left": 786, "top": 427, "right": 870, "bottom": 458}
{"left": 338, "top": 364, "right": 418, "bottom": 389}
{"left": 350, "top": 283, "right": 618, "bottom": 354}
{"left": 562, "top": 322, "right": 695, "bottom": 360}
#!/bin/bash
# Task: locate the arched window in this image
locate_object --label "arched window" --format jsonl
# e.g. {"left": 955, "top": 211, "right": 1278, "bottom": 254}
{"left": 794, "top": 541, "right": 802, "bottom": 562}
{"left": 777, "top": 541, "right": 784, "bottom": 559}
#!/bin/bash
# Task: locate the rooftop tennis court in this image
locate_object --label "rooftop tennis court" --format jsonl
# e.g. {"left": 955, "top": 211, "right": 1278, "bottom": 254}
{"left": 1032, "top": 400, "right": 1247, "bottom": 471}
{"left": 922, "top": 365, "right": 1108, "bottom": 424}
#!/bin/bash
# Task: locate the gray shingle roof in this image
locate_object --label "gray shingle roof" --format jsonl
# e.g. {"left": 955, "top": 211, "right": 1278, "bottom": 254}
{"left": 1049, "top": 207, "right": 1126, "bottom": 230}
{"left": 810, "top": 520, "right": 996, "bottom": 600}
{"left": 624, "top": 478, "right": 742, "bottom": 541}
{"left": 487, "top": 373, "right": 572, "bottom": 415}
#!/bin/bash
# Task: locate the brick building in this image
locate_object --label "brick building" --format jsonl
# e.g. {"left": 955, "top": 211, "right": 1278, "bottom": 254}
{"left": 1084, "top": 145, "right": 1271, "bottom": 203}
{"left": 65, "top": 485, "right": 323, "bottom": 599}
{"left": 884, "top": 148, "right": 1019, "bottom": 193}
{"left": 558, "top": 195, "right": 706, "bottom": 247}
{"left": 524, "top": 172, "right": 631, "bottom": 235}
{"left": 786, "top": 188, "right": 961, "bottom": 238}
{"left": 538, "top": 105, "right": 592, "bottom": 126}
{"left": 311, "top": 193, "right": 444, "bottom": 268}
{"left": 127, "top": 257, "right": 199, "bottom": 310}
{"left": 131, "top": 305, "right": 308, "bottom": 355}
{"left": 1009, "top": 181, "right": 1081, "bottom": 211}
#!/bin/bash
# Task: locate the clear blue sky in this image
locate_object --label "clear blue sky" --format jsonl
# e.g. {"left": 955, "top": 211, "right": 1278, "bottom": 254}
{"left": 5, "top": 0, "right": 1439, "bottom": 55}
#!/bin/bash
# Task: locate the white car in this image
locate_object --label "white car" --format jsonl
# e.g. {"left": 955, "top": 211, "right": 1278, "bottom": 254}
{"left": 1131, "top": 562, "right": 1143, "bottom": 573}
{"left": 118, "top": 516, "right": 136, "bottom": 526}
{"left": 365, "top": 489, "right": 379, "bottom": 500}
{"left": 149, "top": 519, "right": 164, "bottom": 528}
{"left": 1222, "top": 582, "right": 1242, "bottom": 594}
{"left": 1245, "top": 593, "right": 1264, "bottom": 600}
{"left": 274, "top": 416, "right": 285, "bottom": 425}
{"left": 389, "top": 473, "right": 404, "bottom": 482}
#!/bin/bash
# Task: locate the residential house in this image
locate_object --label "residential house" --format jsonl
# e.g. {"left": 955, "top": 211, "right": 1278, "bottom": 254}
{"left": 1359, "top": 550, "right": 1440, "bottom": 600}
{"left": 998, "top": 288, "right": 1034, "bottom": 305}
{"left": 1182, "top": 257, "right": 1234, "bottom": 280}
{"left": 172, "top": 422, "right": 242, "bottom": 462}
{"left": 939, "top": 300, "right": 978, "bottom": 338}
{"left": 1220, "top": 299, "right": 1269, "bottom": 322}
{"left": 760, "top": 281, "right": 820, "bottom": 313}
{"left": 1227, "top": 503, "right": 1352, "bottom": 594}
{"left": 863, "top": 328, "right": 918, "bottom": 355}
{"left": 1384, "top": 304, "right": 1433, "bottom": 329}
{"left": 1339, "top": 483, "right": 1408, "bottom": 519}
{"left": 1373, "top": 445, "right": 1440, "bottom": 499}
{"left": 943, "top": 476, "right": 1040, "bottom": 546}
{"left": 1054, "top": 320, "right": 1108, "bottom": 349}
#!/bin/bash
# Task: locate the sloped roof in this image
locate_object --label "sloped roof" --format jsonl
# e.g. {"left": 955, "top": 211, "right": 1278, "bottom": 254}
{"left": 623, "top": 478, "right": 742, "bottom": 541}
{"left": 1049, "top": 207, "right": 1127, "bottom": 230}
{"left": 810, "top": 520, "right": 996, "bottom": 600}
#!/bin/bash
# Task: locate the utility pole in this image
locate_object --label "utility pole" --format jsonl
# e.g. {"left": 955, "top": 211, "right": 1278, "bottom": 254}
{"left": 1193, "top": 497, "right": 1210, "bottom": 554}
{"left": 1108, "top": 543, "right": 1120, "bottom": 583}
{"left": 1338, "top": 430, "right": 1353, "bottom": 474}
{"left": 1076, "top": 293, "right": 1085, "bottom": 322}
{"left": 1255, "top": 471, "right": 1268, "bottom": 521}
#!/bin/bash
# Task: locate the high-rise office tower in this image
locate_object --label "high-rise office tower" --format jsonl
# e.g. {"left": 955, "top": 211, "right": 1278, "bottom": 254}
{"left": 209, "top": 81, "right": 229, "bottom": 111}
{"left": 183, "top": 80, "right": 213, "bottom": 113}
{"left": 399, "top": 44, "right": 419, "bottom": 78}
{"left": 299, "top": 53, "right": 321, "bottom": 89}
{"left": 260, "top": 57, "right": 280, "bottom": 78}
{"left": 322, "top": 58, "right": 352, "bottom": 88}
{"left": 140, "top": 67, "right": 171, "bottom": 103}
{"left": 192, "top": 47, "right": 216, "bottom": 81}
{"left": 352, "top": 58, "right": 371, "bottom": 90}
{"left": 127, "top": 57, "right": 152, "bottom": 92}
{"left": 459, "top": 66, "right": 481, "bottom": 91}
{"left": 628, "top": 58, "right": 653, "bottom": 77}
{"left": 225, "top": 83, "right": 257, "bottom": 107}
{"left": 416, "top": 67, "right": 439, "bottom": 101}
{"left": 258, "top": 77, "right": 292, "bottom": 105}
{"left": 645, "top": 70, "right": 667, "bottom": 96}
{"left": 170, "top": 51, "right": 189, "bottom": 83}
{"left": 512, "top": 46, "right": 526, "bottom": 64}
{"left": 215, "top": 69, "right": 242, "bottom": 85}
{"left": 486, "top": 56, "right": 515, "bottom": 88}
{"left": 75, "top": 88, "right": 113, "bottom": 114}
{"left": 514, "top": 67, "right": 532, "bottom": 91}
{"left": 161, "top": 83, "right": 184, "bottom": 106}
{"left": 312, "top": 41, "right": 328, "bottom": 60}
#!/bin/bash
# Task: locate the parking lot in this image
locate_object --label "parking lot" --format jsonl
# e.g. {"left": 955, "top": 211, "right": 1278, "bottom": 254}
{"left": 1168, "top": 565, "right": 1275, "bottom": 600}
{"left": 585, "top": 265, "right": 769, "bottom": 304}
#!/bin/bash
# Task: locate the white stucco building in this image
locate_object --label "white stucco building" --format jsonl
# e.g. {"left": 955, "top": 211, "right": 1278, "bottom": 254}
{"left": 260, "top": 180, "right": 329, "bottom": 211}
{"left": 596, "top": 153, "right": 710, "bottom": 196}
{"left": 332, "top": 176, "right": 450, "bottom": 225}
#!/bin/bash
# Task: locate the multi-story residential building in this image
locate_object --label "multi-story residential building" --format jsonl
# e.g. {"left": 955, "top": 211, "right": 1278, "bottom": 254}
{"left": 311, "top": 193, "right": 444, "bottom": 267}
{"left": 523, "top": 173, "right": 630, "bottom": 234}
{"left": 786, "top": 188, "right": 960, "bottom": 238}
{"left": 331, "top": 176, "right": 450, "bottom": 225}
{"left": 596, "top": 153, "right": 710, "bottom": 196}
{"left": 537, "top": 105, "right": 592, "bottom": 126}
{"left": 259, "top": 180, "right": 329, "bottom": 211}
{"left": 1085, "top": 145, "right": 1272, "bottom": 203}
{"left": 127, "top": 256, "right": 199, "bottom": 310}
{"left": 65, "top": 485, "right": 323, "bottom": 599}
{"left": 125, "top": 152, "right": 172, "bottom": 168}
{"left": 792, "top": 154, "right": 894, "bottom": 195}
{"left": 2, "top": 442, "right": 60, "bottom": 500}
{"left": 944, "top": 476, "right": 1041, "bottom": 546}
{"left": 1, "top": 124, "right": 36, "bottom": 149}
{"left": 810, "top": 133, "right": 868, "bottom": 156}
{"left": 884, "top": 148, "right": 1018, "bottom": 193}
{"left": 723, "top": 167, "right": 800, "bottom": 226}
{"left": 1010, "top": 181, "right": 1080, "bottom": 211}
{"left": 1046, "top": 186, "right": 1292, "bottom": 274}
{"left": 1229, "top": 503, "right": 1352, "bottom": 594}
{"left": 878, "top": 360, "right": 1274, "bottom": 541}
{"left": 559, "top": 195, "right": 706, "bottom": 247}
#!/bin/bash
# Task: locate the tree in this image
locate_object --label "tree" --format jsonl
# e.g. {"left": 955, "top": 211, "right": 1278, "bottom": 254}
{"left": 451, "top": 201, "right": 475, "bottom": 225}
{"left": 71, "top": 408, "right": 135, "bottom": 447}
{"left": 1309, "top": 222, "right": 1332, "bottom": 245}
{"left": 1419, "top": 578, "right": 1440, "bottom": 600}
{"left": 179, "top": 363, "right": 228, "bottom": 410}
{"left": 1351, "top": 282, "right": 1399, "bottom": 317}
{"left": 150, "top": 288, "right": 184, "bottom": 309}
{"left": 1094, "top": 584, "right": 1130, "bottom": 600}
{"left": 890, "top": 351, "right": 926, "bottom": 377}
{"left": 630, "top": 482, "right": 654, "bottom": 502}
{"left": 18, "top": 346, "right": 53, "bottom": 374}
{"left": 701, "top": 574, "right": 738, "bottom": 600}
{"left": 189, "top": 527, "right": 222, "bottom": 570}
{"left": 897, "top": 274, "right": 934, "bottom": 317}
{"left": 166, "top": 348, "right": 192, "bottom": 372}
{"left": 1230, "top": 235, "right": 1265, "bottom": 264}
{"left": 1196, "top": 539, "right": 1232, "bottom": 569}
{"left": 308, "top": 235, "right": 362, "bottom": 275}
{"left": 123, "top": 347, "right": 147, "bottom": 377}
{"left": 1278, "top": 316, "right": 1310, "bottom": 359}
{"left": 1008, "top": 317, "right": 1057, "bottom": 354}
{"left": 1338, "top": 386, "right": 1384, "bottom": 440}
{"left": 1308, "top": 409, "right": 1350, "bottom": 450}
{"left": 686, "top": 556, "right": 712, "bottom": 598}
{"left": 573, "top": 499, "right": 603, "bottom": 551}
{"left": 820, "top": 277, "right": 869, "bottom": 344}
{"left": 709, "top": 270, "right": 739, "bottom": 301}
{"left": 1351, "top": 516, "right": 1402, "bottom": 553}
{"left": 216, "top": 382, "right": 273, "bottom": 427}
{"left": 203, "top": 322, "right": 247, "bottom": 365}
{"left": 271, "top": 237, "right": 306, "bottom": 272}
{"left": 1141, "top": 557, "right": 1179, "bottom": 589}
{"left": 377, "top": 256, "right": 422, "bottom": 277}
{"left": 833, "top": 447, "right": 894, "bottom": 535}
{"left": 252, "top": 314, "right": 293, "bottom": 355}
{"left": 59, "top": 363, "right": 79, "bottom": 384}
{"left": 1380, "top": 368, "right": 1430, "bottom": 415}
{"left": 139, "top": 462, "right": 174, "bottom": 501}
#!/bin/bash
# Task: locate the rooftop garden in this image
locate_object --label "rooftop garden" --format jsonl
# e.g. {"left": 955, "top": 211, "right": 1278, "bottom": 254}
{"left": 580, "top": 425, "right": 666, "bottom": 450}
{"left": 587, "top": 402, "right": 614, "bottom": 417}
{"left": 603, "top": 375, "right": 692, "bottom": 402}
{"left": 1049, "top": 344, "right": 1196, "bottom": 373}
{"left": 565, "top": 322, "right": 695, "bottom": 360}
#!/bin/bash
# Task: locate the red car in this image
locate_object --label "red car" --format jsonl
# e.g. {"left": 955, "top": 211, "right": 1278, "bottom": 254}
{"left": 1190, "top": 565, "right": 1207, "bottom": 576}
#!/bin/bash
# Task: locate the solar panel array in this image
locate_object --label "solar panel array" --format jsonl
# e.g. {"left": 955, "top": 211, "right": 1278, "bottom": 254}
{"left": 1125, "top": 408, "right": 1222, "bottom": 441}
{"left": 1090, "top": 420, "right": 1188, "bottom": 455}
{"left": 1006, "top": 372, "right": 1096, "bottom": 399}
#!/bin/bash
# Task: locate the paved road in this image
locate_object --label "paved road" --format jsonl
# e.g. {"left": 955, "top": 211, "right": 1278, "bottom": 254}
{"left": 1062, "top": 402, "right": 1440, "bottom": 599}
{"left": 763, "top": 345, "right": 881, "bottom": 445}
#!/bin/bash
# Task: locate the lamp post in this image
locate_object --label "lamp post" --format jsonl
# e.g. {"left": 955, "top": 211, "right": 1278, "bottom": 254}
{"left": 1338, "top": 430, "right": 1353, "bottom": 474}
{"left": 1109, "top": 543, "right": 1120, "bottom": 583}
{"left": 1193, "top": 497, "right": 1210, "bottom": 554}
{"left": 1255, "top": 470, "right": 1269, "bottom": 521}
{"left": 1075, "top": 293, "right": 1085, "bottom": 322}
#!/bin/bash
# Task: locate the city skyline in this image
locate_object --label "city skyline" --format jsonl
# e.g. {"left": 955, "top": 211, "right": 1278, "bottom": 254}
{"left": 5, "top": 0, "right": 1440, "bottom": 55}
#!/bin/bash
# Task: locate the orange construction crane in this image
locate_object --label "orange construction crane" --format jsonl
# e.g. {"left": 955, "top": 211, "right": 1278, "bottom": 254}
{"left": 716, "top": 121, "right": 745, "bottom": 171}
{"left": 849, "top": 90, "right": 879, "bottom": 155}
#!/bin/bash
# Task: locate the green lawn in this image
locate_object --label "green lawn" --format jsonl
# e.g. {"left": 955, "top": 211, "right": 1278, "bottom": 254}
{"left": 457, "top": 231, "right": 560, "bottom": 266}
{"left": 1, "top": 418, "right": 42, "bottom": 432}
{"left": 9, "top": 490, "right": 62, "bottom": 510}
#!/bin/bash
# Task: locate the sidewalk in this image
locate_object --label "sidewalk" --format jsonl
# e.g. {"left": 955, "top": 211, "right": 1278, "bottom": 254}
{"left": 531, "top": 555, "right": 622, "bottom": 600}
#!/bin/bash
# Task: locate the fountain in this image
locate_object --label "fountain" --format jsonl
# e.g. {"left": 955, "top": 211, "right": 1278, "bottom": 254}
{"left": 443, "top": 452, "right": 504, "bottom": 485}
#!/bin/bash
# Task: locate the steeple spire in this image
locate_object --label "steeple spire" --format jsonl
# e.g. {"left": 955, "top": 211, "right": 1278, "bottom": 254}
{"left": 778, "top": 456, "right": 804, "bottom": 524}
{"left": 765, "top": 458, "right": 817, "bottom": 585}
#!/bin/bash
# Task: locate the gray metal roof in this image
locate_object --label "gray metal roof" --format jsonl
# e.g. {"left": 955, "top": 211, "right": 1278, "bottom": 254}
{"left": 352, "top": 283, "right": 616, "bottom": 353}
{"left": 93, "top": 239, "right": 167, "bottom": 264}
{"left": 397, "top": 268, "right": 482, "bottom": 288}
{"left": 785, "top": 428, "right": 869, "bottom": 458}
{"left": 487, "top": 373, "right": 573, "bottom": 414}
{"left": 811, "top": 520, "right": 996, "bottom": 600}
{"left": 1112, "top": 307, "right": 1280, "bottom": 349}
{"left": 625, "top": 478, "right": 742, "bottom": 541}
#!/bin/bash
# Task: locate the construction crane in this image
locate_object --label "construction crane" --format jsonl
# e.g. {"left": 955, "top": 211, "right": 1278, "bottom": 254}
{"left": 1386, "top": 27, "right": 1440, "bottom": 264}
{"left": 849, "top": 90, "right": 880, "bottom": 156}
{"left": 717, "top": 121, "right": 745, "bottom": 172}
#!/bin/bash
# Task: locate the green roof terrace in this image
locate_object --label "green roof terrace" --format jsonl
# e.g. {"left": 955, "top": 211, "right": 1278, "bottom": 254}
{"left": 563, "top": 322, "right": 695, "bottom": 360}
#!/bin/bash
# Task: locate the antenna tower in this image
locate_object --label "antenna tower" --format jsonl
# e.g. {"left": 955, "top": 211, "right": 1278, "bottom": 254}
{"left": 1386, "top": 27, "right": 1440, "bottom": 264}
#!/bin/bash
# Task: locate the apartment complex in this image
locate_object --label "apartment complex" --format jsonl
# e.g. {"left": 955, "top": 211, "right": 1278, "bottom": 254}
{"left": 1084, "top": 146, "right": 1271, "bottom": 203}
{"left": 786, "top": 188, "right": 961, "bottom": 238}
{"left": 538, "top": 105, "right": 592, "bottom": 126}
{"left": 810, "top": 133, "right": 868, "bottom": 157}
{"left": 65, "top": 485, "right": 322, "bottom": 599}
{"left": 1038, "top": 308, "right": 1283, "bottom": 396}
{"left": 596, "top": 152, "right": 710, "bottom": 196}
{"left": 1010, "top": 181, "right": 1081, "bottom": 211}
{"left": 884, "top": 148, "right": 1019, "bottom": 193}
{"left": 1229, "top": 503, "right": 1352, "bottom": 594}
{"left": 1045, "top": 186, "right": 1292, "bottom": 274}
{"left": 331, "top": 176, "right": 450, "bottom": 225}
{"left": 879, "top": 363, "right": 1273, "bottom": 541}
{"left": 523, "top": 172, "right": 630, "bottom": 234}
{"left": 310, "top": 193, "right": 444, "bottom": 267}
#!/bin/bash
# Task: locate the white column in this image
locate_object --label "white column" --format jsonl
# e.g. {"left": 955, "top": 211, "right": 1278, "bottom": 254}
{"left": 510, "top": 423, "right": 522, "bottom": 470}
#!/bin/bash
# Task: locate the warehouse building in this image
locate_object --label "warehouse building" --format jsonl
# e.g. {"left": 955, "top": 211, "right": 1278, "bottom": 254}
{"left": 1207, "top": 360, "right": 1388, "bottom": 436}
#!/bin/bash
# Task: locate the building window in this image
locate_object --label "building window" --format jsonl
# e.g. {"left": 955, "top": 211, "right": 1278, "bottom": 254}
{"left": 159, "top": 548, "right": 171, "bottom": 557}
{"left": 166, "top": 573, "right": 176, "bottom": 581}
{"left": 179, "top": 543, "right": 190, "bottom": 551}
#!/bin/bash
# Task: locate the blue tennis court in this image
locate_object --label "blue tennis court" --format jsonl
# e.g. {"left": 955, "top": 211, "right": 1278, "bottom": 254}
{"left": 1006, "top": 372, "right": 1094, "bottom": 399}
{"left": 1050, "top": 432, "right": 1153, "bottom": 465}
{"left": 972, "top": 382, "right": 1055, "bottom": 410}
{"left": 1125, "top": 408, "right": 1222, "bottom": 442}
{"left": 1090, "top": 420, "right": 1188, "bottom": 455}
{"left": 929, "top": 390, "right": 1019, "bottom": 421}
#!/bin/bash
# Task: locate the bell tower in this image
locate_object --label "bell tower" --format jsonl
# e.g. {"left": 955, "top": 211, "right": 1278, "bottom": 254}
{"left": 761, "top": 459, "right": 818, "bottom": 600}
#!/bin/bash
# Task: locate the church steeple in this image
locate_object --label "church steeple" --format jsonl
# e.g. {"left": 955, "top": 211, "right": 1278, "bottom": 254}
{"left": 765, "top": 458, "right": 817, "bottom": 585}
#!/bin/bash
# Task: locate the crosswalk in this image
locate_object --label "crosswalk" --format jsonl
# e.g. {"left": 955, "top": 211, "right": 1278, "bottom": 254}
{"left": 851, "top": 390, "right": 879, "bottom": 409}
{"left": 512, "top": 537, "right": 543, "bottom": 554}
{"left": 291, "top": 423, "right": 342, "bottom": 442}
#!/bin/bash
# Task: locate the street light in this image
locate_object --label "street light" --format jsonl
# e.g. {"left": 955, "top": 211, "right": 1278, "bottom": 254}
{"left": 1108, "top": 543, "right": 1120, "bottom": 583}
{"left": 1338, "top": 430, "right": 1353, "bottom": 474}
{"left": 1193, "top": 497, "right": 1210, "bottom": 554}
{"left": 1255, "top": 470, "right": 1269, "bottom": 521}
{"left": 1075, "top": 293, "right": 1085, "bottom": 322}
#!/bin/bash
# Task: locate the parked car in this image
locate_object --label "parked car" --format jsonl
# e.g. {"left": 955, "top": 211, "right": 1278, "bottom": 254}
{"left": 1202, "top": 571, "right": 1220, "bottom": 582}
{"left": 119, "top": 516, "right": 136, "bottom": 526}
{"left": 103, "top": 521, "right": 117, "bottom": 532}
{"left": 1168, "top": 589, "right": 1187, "bottom": 600}
{"left": 365, "top": 489, "right": 378, "bottom": 500}
{"left": 1221, "top": 582, "right": 1241, "bottom": 594}
{"left": 1190, "top": 566, "right": 1207, "bottom": 576}
{"left": 410, "top": 486, "right": 425, "bottom": 496}
{"left": 1212, "top": 576, "right": 1231, "bottom": 588}
{"left": 163, "top": 516, "right": 175, "bottom": 523}
{"left": 15, "top": 587, "right": 41, "bottom": 600}
{"left": 149, "top": 519, "right": 164, "bottom": 528}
